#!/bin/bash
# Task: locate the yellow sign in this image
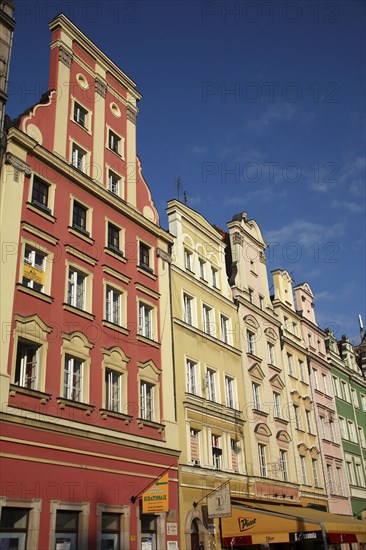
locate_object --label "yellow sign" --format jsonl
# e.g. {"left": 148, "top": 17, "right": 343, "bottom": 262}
{"left": 142, "top": 473, "right": 169, "bottom": 513}
{"left": 23, "top": 263, "right": 45, "bottom": 285}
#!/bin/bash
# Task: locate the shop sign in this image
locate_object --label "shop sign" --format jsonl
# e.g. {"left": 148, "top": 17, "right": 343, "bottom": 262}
{"left": 142, "top": 473, "right": 169, "bottom": 513}
{"left": 290, "top": 530, "right": 322, "bottom": 542}
{"left": 23, "top": 263, "right": 45, "bottom": 285}
{"left": 222, "top": 535, "right": 252, "bottom": 547}
{"left": 167, "top": 522, "right": 177, "bottom": 535}
{"left": 327, "top": 533, "right": 357, "bottom": 543}
{"left": 238, "top": 517, "right": 257, "bottom": 532}
{"left": 207, "top": 481, "right": 232, "bottom": 518}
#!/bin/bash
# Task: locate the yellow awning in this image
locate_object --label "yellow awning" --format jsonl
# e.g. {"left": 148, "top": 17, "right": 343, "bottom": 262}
{"left": 221, "top": 502, "right": 366, "bottom": 547}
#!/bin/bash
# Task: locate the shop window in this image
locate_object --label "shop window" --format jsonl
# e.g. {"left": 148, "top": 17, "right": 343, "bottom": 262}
{"left": 0, "top": 507, "right": 29, "bottom": 550}
{"left": 101, "top": 513, "right": 121, "bottom": 549}
{"left": 55, "top": 510, "right": 79, "bottom": 550}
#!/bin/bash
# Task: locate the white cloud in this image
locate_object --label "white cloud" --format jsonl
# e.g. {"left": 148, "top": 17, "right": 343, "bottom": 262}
{"left": 264, "top": 219, "right": 345, "bottom": 249}
{"left": 330, "top": 199, "right": 364, "bottom": 213}
{"left": 311, "top": 155, "right": 366, "bottom": 193}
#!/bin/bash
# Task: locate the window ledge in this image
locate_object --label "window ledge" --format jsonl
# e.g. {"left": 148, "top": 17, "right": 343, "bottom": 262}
{"left": 63, "top": 303, "right": 95, "bottom": 320}
{"left": 16, "top": 283, "right": 53, "bottom": 303}
{"left": 100, "top": 409, "right": 132, "bottom": 424}
{"left": 136, "top": 334, "right": 160, "bottom": 348}
{"left": 252, "top": 408, "right": 269, "bottom": 418}
{"left": 247, "top": 352, "right": 262, "bottom": 363}
{"left": 105, "top": 247, "right": 127, "bottom": 263}
{"left": 9, "top": 384, "right": 51, "bottom": 404}
{"left": 137, "top": 266, "right": 157, "bottom": 280}
{"left": 57, "top": 397, "right": 95, "bottom": 415}
{"left": 102, "top": 320, "right": 130, "bottom": 335}
{"left": 68, "top": 226, "right": 94, "bottom": 245}
{"left": 26, "top": 201, "right": 56, "bottom": 222}
{"left": 137, "top": 418, "right": 165, "bottom": 432}
{"left": 274, "top": 416, "right": 289, "bottom": 425}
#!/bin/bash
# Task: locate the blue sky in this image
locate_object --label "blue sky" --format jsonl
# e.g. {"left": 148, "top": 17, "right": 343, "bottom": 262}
{"left": 7, "top": 0, "right": 365, "bottom": 342}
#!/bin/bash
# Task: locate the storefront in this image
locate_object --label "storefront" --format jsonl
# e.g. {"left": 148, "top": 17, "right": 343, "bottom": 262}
{"left": 221, "top": 502, "right": 366, "bottom": 549}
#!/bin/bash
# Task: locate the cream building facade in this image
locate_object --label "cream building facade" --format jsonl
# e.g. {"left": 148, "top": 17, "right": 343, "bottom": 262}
{"left": 167, "top": 200, "right": 245, "bottom": 550}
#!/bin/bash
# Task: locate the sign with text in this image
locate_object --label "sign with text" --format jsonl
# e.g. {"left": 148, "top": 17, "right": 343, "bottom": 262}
{"left": 142, "top": 473, "right": 169, "bottom": 513}
{"left": 290, "top": 531, "right": 322, "bottom": 542}
{"left": 23, "top": 263, "right": 45, "bottom": 285}
{"left": 207, "top": 481, "right": 232, "bottom": 518}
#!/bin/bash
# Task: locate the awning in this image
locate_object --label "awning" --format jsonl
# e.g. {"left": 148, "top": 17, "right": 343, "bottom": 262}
{"left": 221, "top": 501, "right": 366, "bottom": 547}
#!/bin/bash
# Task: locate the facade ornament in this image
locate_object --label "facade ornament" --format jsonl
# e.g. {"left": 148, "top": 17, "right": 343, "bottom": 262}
{"left": 126, "top": 106, "right": 137, "bottom": 124}
{"left": 5, "top": 152, "right": 32, "bottom": 176}
{"left": 259, "top": 251, "right": 266, "bottom": 264}
{"left": 156, "top": 247, "right": 172, "bottom": 264}
{"left": 59, "top": 45, "right": 73, "bottom": 68}
{"left": 232, "top": 231, "right": 243, "bottom": 245}
{"left": 95, "top": 77, "right": 107, "bottom": 98}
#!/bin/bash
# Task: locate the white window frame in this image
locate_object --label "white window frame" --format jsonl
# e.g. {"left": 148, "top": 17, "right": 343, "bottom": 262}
{"left": 202, "top": 304, "right": 213, "bottom": 335}
{"left": 287, "top": 353, "right": 294, "bottom": 376}
{"left": 211, "top": 266, "right": 219, "bottom": 288}
{"left": 346, "top": 460, "right": 355, "bottom": 485}
{"left": 108, "top": 169, "right": 121, "bottom": 196}
{"left": 186, "top": 359, "right": 198, "bottom": 395}
{"left": 220, "top": 314, "right": 230, "bottom": 344}
{"left": 294, "top": 405, "right": 301, "bottom": 430}
{"left": 72, "top": 143, "right": 87, "bottom": 172}
{"left": 267, "top": 342, "right": 275, "bottom": 365}
{"left": 140, "top": 380, "right": 154, "bottom": 421}
{"left": 247, "top": 330, "right": 255, "bottom": 355}
{"left": 299, "top": 360, "right": 306, "bottom": 382}
{"left": 22, "top": 244, "right": 47, "bottom": 293}
{"left": 225, "top": 375, "right": 235, "bottom": 409}
{"left": 184, "top": 249, "right": 193, "bottom": 271}
{"left": 312, "top": 458, "right": 319, "bottom": 487}
{"left": 105, "top": 286, "right": 122, "bottom": 326}
{"left": 73, "top": 100, "right": 88, "bottom": 128}
{"left": 183, "top": 293, "right": 194, "bottom": 325}
{"left": 322, "top": 373, "right": 329, "bottom": 394}
{"left": 252, "top": 382, "right": 261, "bottom": 411}
{"left": 273, "top": 392, "right": 281, "bottom": 418}
{"left": 300, "top": 455, "right": 308, "bottom": 485}
{"left": 67, "top": 267, "right": 87, "bottom": 310}
{"left": 64, "top": 355, "right": 83, "bottom": 401}
{"left": 258, "top": 444, "right": 267, "bottom": 476}
{"left": 199, "top": 258, "right": 206, "bottom": 280}
{"left": 15, "top": 340, "right": 40, "bottom": 390}
{"left": 279, "top": 449, "right": 288, "bottom": 481}
{"left": 206, "top": 368, "right": 217, "bottom": 402}
{"left": 138, "top": 302, "right": 153, "bottom": 340}
{"left": 212, "top": 434, "right": 222, "bottom": 470}
{"left": 339, "top": 416, "right": 347, "bottom": 439}
{"left": 105, "top": 369, "right": 122, "bottom": 412}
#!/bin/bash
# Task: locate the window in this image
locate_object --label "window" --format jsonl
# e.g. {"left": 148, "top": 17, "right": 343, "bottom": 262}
{"left": 206, "top": 368, "right": 216, "bottom": 402}
{"left": 284, "top": 316, "right": 289, "bottom": 330}
{"left": 101, "top": 513, "right": 121, "bottom": 549}
{"left": 108, "top": 170, "right": 120, "bottom": 195}
{"left": 252, "top": 382, "right": 261, "bottom": 411}
{"left": 299, "top": 360, "right": 306, "bottom": 382}
{"left": 346, "top": 461, "right": 354, "bottom": 484}
{"left": 287, "top": 353, "right": 294, "bottom": 376}
{"left": 279, "top": 450, "right": 288, "bottom": 481}
{"left": 107, "top": 222, "right": 122, "bottom": 254}
{"left": 339, "top": 417, "right": 347, "bottom": 439}
{"left": 105, "top": 286, "right": 122, "bottom": 326}
{"left": 212, "top": 435, "right": 222, "bottom": 469}
{"left": 317, "top": 340, "right": 323, "bottom": 353}
{"left": 294, "top": 405, "right": 301, "bottom": 430}
{"left": 306, "top": 410, "right": 312, "bottom": 433}
{"left": 105, "top": 369, "right": 121, "bottom": 412}
{"left": 361, "top": 394, "right": 366, "bottom": 412}
{"left": 55, "top": 510, "right": 79, "bottom": 549}
{"left": 348, "top": 420, "right": 356, "bottom": 442}
{"left": 354, "top": 463, "right": 363, "bottom": 486}
{"left": 67, "top": 268, "right": 86, "bottom": 310}
{"left": 247, "top": 331, "right": 255, "bottom": 355}
{"left": 72, "top": 143, "right": 86, "bottom": 172}
{"left": 31, "top": 176, "right": 50, "bottom": 211}
{"left": 322, "top": 373, "right": 328, "bottom": 394}
{"left": 308, "top": 333, "right": 313, "bottom": 347}
{"left": 0, "top": 507, "right": 29, "bottom": 549}
{"left": 220, "top": 314, "right": 230, "bottom": 344}
{"left": 312, "top": 368, "right": 319, "bottom": 389}
{"left": 22, "top": 245, "right": 46, "bottom": 293}
{"left": 199, "top": 259, "right": 206, "bottom": 280}
{"left": 258, "top": 444, "right": 267, "bottom": 476}
{"left": 202, "top": 304, "right": 213, "bottom": 335}
{"left": 183, "top": 293, "right": 193, "bottom": 325}
{"left": 351, "top": 389, "right": 359, "bottom": 408}
{"left": 139, "top": 303, "right": 153, "bottom": 339}
{"left": 211, "top": 266, "right": 219, "bottom": 288}
{"left": 73, "top": 101, "right": 87, "bottom": 127}
{"left": 273, "top": 392, "right": 281, "bottom": 418}
{"left": 72, "top": 201, "right": 88, "bottom": 235}
{"left": 140, "top": 381, "right": 154, "bottom": 421}
{"left": 139, "top": 241, "right": 152, "bottom": 272}
{"left": 225, "top": 376, "right": 235, "bottom": 408}
{"left": 186, "top": 359, "right": 197, "bottom": 395}
{"left": 248, "top": 288, "right": 254, "bottom": 303}
{"left": 293, "top": 322, "right": 298, "bottom": 336}
{"left": 259, "top": 295, "right": 264, "bottom": 310}
{"left": 108, "top": 129, "right": 121, "bottom": 154}
{"left": 15, "top": 340, "right": 40, "bottom": 390}
{"left": 329, "top": 420, "right": 335, "bottom": 442}
{"left": 358, "top": 426, "right": 366, "bottom": 448}
{"left": 231, "top": 440, "right": 239, "bottom": 472}
{"left": 267, "top": 343, "right": 275, "bottom": 365}
{"left": 312, "top": 459, "right": 319, "bottom": 487}
{"left": 300, "top": 455, "right": 308, "bottom": 484}
{"left": 332, "top": 376, "right": 340, "bottom": 397}
{"left": 327, "top": 464, "right": 334, "bottom": 493}
{"left": 336, "top": 467, "right": 343, "bottom": 494}
{"left": 64, "top": 355, "right": 83, "bottom": 401}
{"left": 341, "top": 381, "right": 349, "bottom": 401}
{"left": 320, "top": 416, "right": 327, "bottom": 439}
{"left": 184, "top": 249, "right": 193, "bottom": 271}
{"left": 190, "top": 429, "right": 200, "bottom": 463}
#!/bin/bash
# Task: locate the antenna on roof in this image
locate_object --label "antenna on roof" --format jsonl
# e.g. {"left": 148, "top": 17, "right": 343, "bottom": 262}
{"left": 176, "top": 177, "right": 182, "bottom": 201}
{"left": 359, "top": 314, "right": 364, "bottom": 340}
{"left": 184, "top": 190, "right": 188, "bottom": 205}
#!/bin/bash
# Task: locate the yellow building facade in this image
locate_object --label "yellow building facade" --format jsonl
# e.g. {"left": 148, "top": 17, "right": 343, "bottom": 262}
{"left": 167, "top": 200, "right": 246, "bottom": 550}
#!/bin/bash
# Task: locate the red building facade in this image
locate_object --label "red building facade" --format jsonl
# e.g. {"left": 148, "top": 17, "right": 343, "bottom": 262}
{"left": 0, "top": 14, "right": 179, "bottom": 550}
